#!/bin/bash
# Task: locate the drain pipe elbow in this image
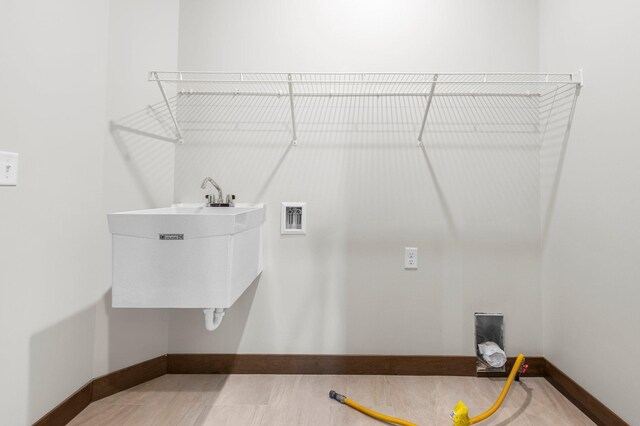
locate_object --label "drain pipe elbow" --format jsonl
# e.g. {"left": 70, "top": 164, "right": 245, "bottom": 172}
{"left": 203, "top": 308, "right": 225, "bottom": 331}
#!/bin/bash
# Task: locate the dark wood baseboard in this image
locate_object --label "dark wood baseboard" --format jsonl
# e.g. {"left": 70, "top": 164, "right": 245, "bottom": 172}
{"left": 543, "top": 359, "right": 628, "bottom": 426}
{"left": 33, "top": 355, "right": 167, "bottom": 426}
{"left": 477, "top": 356, "right": 545, "bottom": 377}
{"left": 92, "top": 355, "right": 166, "bottom": 401}
{"left": 168, "top": 354, "right": 477, "bottom": 375}
{"left": 34, "top": 353, "right": 626, "bottom": 426}
{"left": 33, "top": 382, "right": 93, "bottom": 426}
{"left": 167, "top": 354, "right": 545, "bottom": 377}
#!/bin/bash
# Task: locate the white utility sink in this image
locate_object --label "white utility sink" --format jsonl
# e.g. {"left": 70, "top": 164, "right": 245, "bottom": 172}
{"left": 107, "top": 203, "right": 265, "bottom": 329}
{"left": 108, "top": 203, "right": 265, "bottom": 239}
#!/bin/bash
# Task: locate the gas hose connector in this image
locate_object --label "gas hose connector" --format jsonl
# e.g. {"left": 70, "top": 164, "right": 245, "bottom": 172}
{"left": 329, "top": 390, "right": 346, "bottom": 404}
{"left": 515, "top": 361, "right": 528, "bottom": 382}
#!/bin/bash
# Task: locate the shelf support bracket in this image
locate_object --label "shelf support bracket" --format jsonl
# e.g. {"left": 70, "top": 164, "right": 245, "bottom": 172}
{"left": 287, "top": 74, "right": 298, "bottom": 145}
{"left": 109, "top": 122, "right": 181, "bottom": 144}
{"left": 417, "top": 74, "right": 438, "bottom": 146}
{"left": 153, "top": 72, "right": 184, "bottom": 144}
{"left": 542, "top": 84, "right": 581, "bottom": 241}
{"left": 146, "top": 104, "right": 175, "bottom": 137}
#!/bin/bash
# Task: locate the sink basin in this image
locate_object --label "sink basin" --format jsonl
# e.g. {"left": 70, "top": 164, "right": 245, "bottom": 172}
{"left": 107, "top": 203, "right": 265, "bottom": 309}
{"left": 108, "top": 203, "right": 265, "bottom": 239}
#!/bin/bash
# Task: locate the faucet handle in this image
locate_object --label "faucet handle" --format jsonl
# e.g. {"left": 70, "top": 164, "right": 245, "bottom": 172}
{"left": 226, "top": 194, "right": 236, "bottom": 206}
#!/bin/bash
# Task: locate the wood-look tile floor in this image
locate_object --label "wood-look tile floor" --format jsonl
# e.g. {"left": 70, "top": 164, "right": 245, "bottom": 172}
{"left": 69, "top": 374, "right": 595, "bottom": 425}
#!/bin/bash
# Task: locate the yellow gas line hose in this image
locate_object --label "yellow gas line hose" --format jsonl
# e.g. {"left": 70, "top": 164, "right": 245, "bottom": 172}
{"left": 329, "top": 390, "right": 418, "bottom": 426}
{"left": 329, "top": 353, "right": 527, "bottom": 426}
{"left": 464, "top": 353, "right": 526, "bottom": 424}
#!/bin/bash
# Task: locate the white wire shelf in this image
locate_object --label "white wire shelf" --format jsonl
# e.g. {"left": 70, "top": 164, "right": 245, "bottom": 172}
{"left": 149, "top": 71, "right": 580, "bottom": 94}
{"left": 111, "top": 71, "right": 582, "bottom": 147}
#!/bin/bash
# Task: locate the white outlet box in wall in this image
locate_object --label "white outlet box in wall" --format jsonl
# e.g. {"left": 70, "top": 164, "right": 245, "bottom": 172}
{"left": 0, "top": 151, "right": 18, "bottom": 186}
{"left": 281, "top": 202, "right": 306, "bottom": 235}
{"left": 405, "top": 247, "right": 418, "bottom": 269}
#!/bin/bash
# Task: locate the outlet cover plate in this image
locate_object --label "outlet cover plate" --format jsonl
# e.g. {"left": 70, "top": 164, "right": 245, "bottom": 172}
{"left": 0, "top": 151, "right": 18, "bottom": 186}
{"left": 405, "top": 247, "right": 418, "bottom": 269}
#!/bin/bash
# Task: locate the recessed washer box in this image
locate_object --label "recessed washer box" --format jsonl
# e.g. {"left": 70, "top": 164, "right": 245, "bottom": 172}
{"left": 281, "top": 202, "right": 306, "bottom": 235}
{"left": 475, "top": 312, "right": 505, "bottom": 373}
{"left": 107, "top": 203, "right": 265, "bottom": 309}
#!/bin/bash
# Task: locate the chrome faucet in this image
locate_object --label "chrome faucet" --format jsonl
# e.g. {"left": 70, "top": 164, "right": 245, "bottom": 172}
{"left": 201, "top": 177, "right": 223, "bottom": 204}
{"left": 201, "top": 177, "right": 235, "bottom": 207}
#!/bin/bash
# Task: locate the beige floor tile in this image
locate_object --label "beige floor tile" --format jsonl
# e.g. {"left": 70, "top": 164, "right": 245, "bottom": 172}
{"left": 252, "top": 403, "right": 331, "bottom": 426}
{"left": 170, "top": 374, "right": 228, "bottom": 405}
{"left": 70, "top": 374, "right": 595, "bottom": 426}
{"left": 194, "top": 405, "right": 262, "bottom": 425}
{"left": 329, "top": 375, "right": 391, "bottom": 406}
{"left": 268, "top": 374, "right": 332, "bottom": 407}
{"left": 68, "top": 404, "right": 140, "bottom": 425}
{"left": 121, "top": 401, "right": 204, "bottom": 426}
{"left": 209, "top": 374, "right": 284, "bottom": 406}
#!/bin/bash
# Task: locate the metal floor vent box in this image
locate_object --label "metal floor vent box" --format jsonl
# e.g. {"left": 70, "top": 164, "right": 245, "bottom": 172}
{"left": 475, "top": 312, "right": 505, "bottom": 373}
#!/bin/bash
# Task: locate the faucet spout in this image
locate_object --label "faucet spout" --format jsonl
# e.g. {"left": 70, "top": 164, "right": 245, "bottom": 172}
{"left": 201, "top": 177, "right": 223, "bottom": 203}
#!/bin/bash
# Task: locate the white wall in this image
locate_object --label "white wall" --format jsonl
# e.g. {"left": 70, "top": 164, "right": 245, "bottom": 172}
{"left": 170, "top": 0, "right": 543, "bottom": 356}
{"left": 539, "top": 0, "right": 640, "bottom": 423}
{"left": 178, "top": 0, "right": 537, "bottom": 73}
{"left": 0, "top": 1, "right": 109, "bottom": 423}
{"left": 4, "top": 0, "right": 633, "bottom": 422}
{"left": 0, "top": 0, "right": 179, "bottom": 423}
{"left": 93, "top": 0, "right": 179, "bottom": 378}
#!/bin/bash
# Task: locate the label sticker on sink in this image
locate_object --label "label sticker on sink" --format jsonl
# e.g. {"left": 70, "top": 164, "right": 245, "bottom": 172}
{"left": 159, "top": 234, "right": 184, "bottom": 240}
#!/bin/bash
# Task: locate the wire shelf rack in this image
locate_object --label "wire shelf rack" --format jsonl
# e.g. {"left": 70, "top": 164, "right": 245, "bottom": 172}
{"left": 150, "top": 71, "right": 578, "bottom": 95}
{"left": 111, "top": 71, "right": 582, "bottom": 147}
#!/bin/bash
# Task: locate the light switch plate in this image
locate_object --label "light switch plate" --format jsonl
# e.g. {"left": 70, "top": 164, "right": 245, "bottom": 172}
{"left": 0, "top": 151, "right": 18, "bottom": 186}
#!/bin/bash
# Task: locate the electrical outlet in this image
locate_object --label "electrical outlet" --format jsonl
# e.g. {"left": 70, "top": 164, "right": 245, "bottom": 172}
{"left": 0, "top": 151, "right": 18, "bottom": 186}
{"left": 404, "top": 247, "right": 418, "bottom": 269}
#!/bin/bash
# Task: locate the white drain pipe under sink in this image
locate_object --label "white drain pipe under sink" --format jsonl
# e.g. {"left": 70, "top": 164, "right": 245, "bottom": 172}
{"left": 203, "top": 308, "right": 226, "bottom": 331}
